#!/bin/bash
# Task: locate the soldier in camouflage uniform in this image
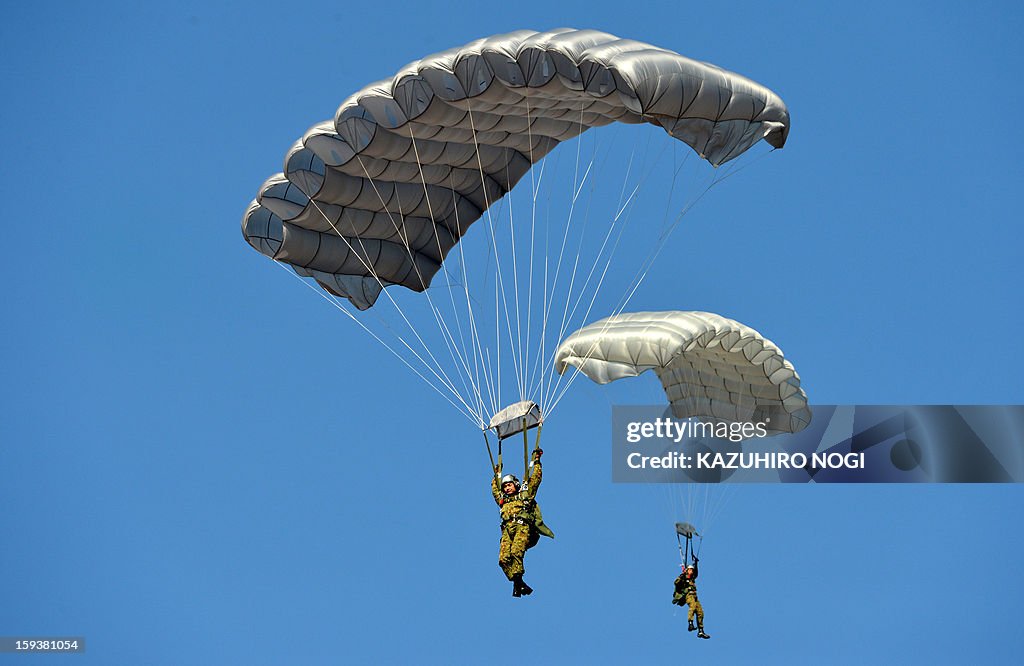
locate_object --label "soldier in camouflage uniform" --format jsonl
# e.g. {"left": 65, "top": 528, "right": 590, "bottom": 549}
{"left": 673, "top": 559, "right": 710, "bottom": 638}
{"left": 492, "top": 447, "right": 548, "bottom": 597}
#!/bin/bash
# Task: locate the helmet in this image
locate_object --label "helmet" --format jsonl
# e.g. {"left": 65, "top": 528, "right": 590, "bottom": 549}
{"left": 685, "top": 564, "right": 696, "bottom": 572}
{"left": 500, "top": 474, "right": 520, "bottom": 490}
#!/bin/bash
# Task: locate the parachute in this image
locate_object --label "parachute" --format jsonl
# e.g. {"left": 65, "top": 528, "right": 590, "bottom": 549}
{"left": 242, "top": 30, "right": 793, "bottom": 446}
{"left": 242, "top": 35, "right": 801, "bottom": 583}
{"left": 242, "top": 29, "right": 789, "bottom": 312}
{"left": 554, "top": 312, "right": 811, "bottom": 562}
{"left": 553, "top": 311, "right": 811, "bottom": 436}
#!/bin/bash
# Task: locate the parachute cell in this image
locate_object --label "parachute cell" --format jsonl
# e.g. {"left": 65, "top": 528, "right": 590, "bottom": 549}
{"left": 554, "top": 311, "right": 811, "bottom": 436}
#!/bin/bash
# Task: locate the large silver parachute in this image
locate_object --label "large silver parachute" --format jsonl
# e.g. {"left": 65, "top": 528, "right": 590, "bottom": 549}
{"left": 554, "top": 311, "right": 810, "bottom": 435}
{"left": 242, "top": 29, "right": 790, "bottom": 310}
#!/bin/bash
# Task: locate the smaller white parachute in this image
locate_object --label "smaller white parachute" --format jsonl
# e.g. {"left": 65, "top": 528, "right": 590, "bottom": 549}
{"left": 554, "top": 311, "right": 810, "bottom": 435}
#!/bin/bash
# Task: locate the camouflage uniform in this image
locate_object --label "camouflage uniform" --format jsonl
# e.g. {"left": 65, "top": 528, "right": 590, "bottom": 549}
{"left": 673, "top": 566, "right": 705, "bottom": 629}
{"left": 492, "top": 456, "right": 542, "bottom": 581}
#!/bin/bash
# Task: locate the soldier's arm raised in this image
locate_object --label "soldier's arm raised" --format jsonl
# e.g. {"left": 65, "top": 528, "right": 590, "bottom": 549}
{"left": 527, "top": 456, "right": 542, "bottom": 497}
{"left": 491, "top": 468, "right": 502, "bottom": 504}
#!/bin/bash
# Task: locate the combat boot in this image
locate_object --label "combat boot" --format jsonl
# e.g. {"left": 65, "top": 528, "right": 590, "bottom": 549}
{"left": 519, "top": 578, "right": 533, "bottom": 596}
{"left": 687, "top": 620, "right": 696, "bottom": 632}
{"left": 697, "top": 627, "right": 710, "bottom": 639}
{"left": 511, "top": 574, "right": 525, "bottom": 597}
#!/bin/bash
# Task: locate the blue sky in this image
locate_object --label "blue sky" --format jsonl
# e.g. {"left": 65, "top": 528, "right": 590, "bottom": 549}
{"left": 2, "top": 1, "right": 1023, "bottom": 663}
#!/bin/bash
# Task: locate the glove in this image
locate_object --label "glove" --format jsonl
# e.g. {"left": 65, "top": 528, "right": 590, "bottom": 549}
{"left": 533, "top": 448, "right": 544, "bottom": 460}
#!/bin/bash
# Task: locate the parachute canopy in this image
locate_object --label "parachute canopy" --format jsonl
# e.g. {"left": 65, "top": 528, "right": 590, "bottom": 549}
{"left": 242, "top": 29, "right": 790, "bottom": 310}
{"left": 554, "top": 311, "right": 810, "bottom": 436}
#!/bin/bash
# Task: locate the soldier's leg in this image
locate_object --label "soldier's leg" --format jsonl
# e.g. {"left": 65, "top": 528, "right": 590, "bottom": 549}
{"left": 498, "top": 528, "right": 516, "bottom": 581}
{"left": 509, "top": 525, "right": 531, "bottom": 575}
{"left": 509, "top": 525, "right": 533, "bottom": 595}
{"left": 691, "top": 596, "right": 710, "bottom": 638}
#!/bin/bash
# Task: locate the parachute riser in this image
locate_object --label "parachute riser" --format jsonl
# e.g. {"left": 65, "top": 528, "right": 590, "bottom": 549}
{"left": 676, "top": 532, "right": 691, "bottom": 567}
{"left": 483, "top": 431, "right": 497, "bottom": 477}
{"left": 675, "top": 528, "right": 702, "bottom": 568}
{"left": 523, "top": 417, "right": 529, "bottom": 480}
{"left": 487, "top": 401, "right": 543, "bottom": 478}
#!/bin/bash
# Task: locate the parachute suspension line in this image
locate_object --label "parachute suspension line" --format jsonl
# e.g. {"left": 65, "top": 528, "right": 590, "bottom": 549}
{"left": 546, "top": 131, "right": 681, "bottom": 416}
{"left": 406, "top": 125, "right": 489, "bottom": 424}
{"left": 521, "top": 89, "right": 538, "bottom": 406}
{"left": 520, "top": 87, "right": 548, "bottom": 409}
{"left": 554, "top": 144, "right": 642, "bottom": 344}
{"left": 531, "top": 101, "right": 585, "bottom": 406}
{"left": 466, "top": 106, "right": 519, "bottom": 415}
{"left": 535, "top": 100, "right": 594, "bottom": 409}
{"left": 483, "top": 348, "right": 499, "bottom": 420}
{"left": 609, "top": 171, "right": 716, "bottom": 318}
{"left": 392, "top": 180, "right": 478, "bottom": 422}
{"left": 273, "top": 261, "right": 479, "bottom": 426}
{"left": 302, "top": 197, "right": 481, "bottom": 424}
{"left": 442, "top": 162, "right": 507, "bottom": 425}
{"left": 701, "top": 481, "right": 739, "bottom": 541}
{"left": 542, "top": 133, "right": 646, "bottom": 411}
{"left": 670, "top": 470, "right": 738, "bottom": 552}
{"left": 521, "top": 150, "right": 550, "bottom": 407}
{"left": 534, "top": 151, "right": 595, "bottom": 408}
{"left": 466, "top": 100, "right": 523, "bottom": 413}
{"left": 495, "top": 280, "right": 501, "bottom": 416}
{"left": 548, "top": 136, "right": 756, "bottom": 418}
{"left": 526, "top": 136, "right": 552, "bottom": 408}
{"left": 533, "top": 142, "right": 552, "bottom": 410}
{"left": 614, "top": 146, "right": 771, "bottom": 321}
{"left": 657, "top": 141, "right": 692, "bottom": 243}
{"left": 503, "top": 127, "right": 524, "bottom": 404}
{"left": 306, "top": 196, "right": 477, "bottom": 423}
{"left": 546, "top": 135, "right": 614, "bottom": 397}
{"left": 504, "top": 92, "right": 530, "bottom": 406}
{"left": 351, "top": 153, "right": 485, "bottom": 426}
{"left": 449, "top": 170, "right": 493, "bottom": 426}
